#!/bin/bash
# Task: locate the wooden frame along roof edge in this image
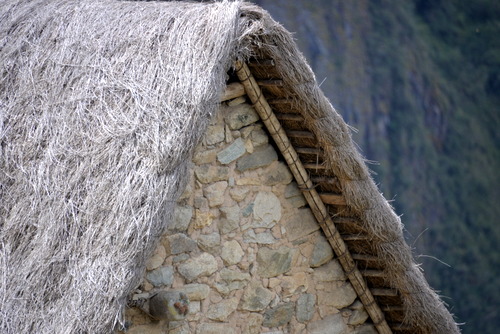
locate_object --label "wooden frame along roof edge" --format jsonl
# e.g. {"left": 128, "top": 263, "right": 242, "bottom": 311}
{"left": 233, "top": 61, "right": 393, "bottom": 334}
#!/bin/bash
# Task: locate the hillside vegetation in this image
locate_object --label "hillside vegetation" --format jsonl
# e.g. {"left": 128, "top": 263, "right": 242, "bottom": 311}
{"left": 255, "top": 0, "right": 500, "bottom": 332}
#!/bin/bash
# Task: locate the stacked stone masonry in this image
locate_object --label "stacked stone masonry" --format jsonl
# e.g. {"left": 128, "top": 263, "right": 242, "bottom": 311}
{"left": 123, "top": 97, "right": 377, "bottom": 334}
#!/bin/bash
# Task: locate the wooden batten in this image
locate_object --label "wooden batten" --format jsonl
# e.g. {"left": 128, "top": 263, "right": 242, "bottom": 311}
{"left": 274, "top": 112, "right": 304, "bottom": 122}
{"left": 352, "top": 253, "right": 379, "bottom": 261}
{"left": 303, "top": 163, "right": 327, "bottom": 170}
{"left": 296, "top": 147, "right": 323, "bottom": 155}
{"left": 256, "top": 79, "right": 283, "bottom": 87}
{"left": 361, "top": 269, "right": 386, "bottom": 278}
{"left": 342, "top": 234, "right": 369, "bottom": 241}
{"left": 286, "top": 130, "right": 315, "bottom": 139}
{"left": 382, "top": 305, "right": 405, "bottom": 312}
{"left": 234, "top": 61, "right": 393, "bottom": 334}
{"left": 221, "top": 82, "right": 246, "bottom": 102}
{"left": 248, "top": 58, "right": 276, "bottom": 67}
{"left": 318, "top": 193, "right": 347, "bottom": 205}
{"left": 371, "top": 288, "right": 398, "bottom": 297}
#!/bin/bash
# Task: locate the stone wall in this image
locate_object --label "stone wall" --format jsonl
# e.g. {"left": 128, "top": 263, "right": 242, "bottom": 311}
{"left": 122, "top": 97, "right": 376, "bottom": 334}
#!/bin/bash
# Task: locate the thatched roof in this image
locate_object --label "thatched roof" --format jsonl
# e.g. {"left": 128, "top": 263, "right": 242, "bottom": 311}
{"left": 0, "top": 1, "right": 459, "bottom": 333}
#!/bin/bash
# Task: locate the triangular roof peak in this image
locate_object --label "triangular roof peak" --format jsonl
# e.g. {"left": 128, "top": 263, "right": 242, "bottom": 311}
{"left": 219, "top": 57, "right": 455, "bottom": 333}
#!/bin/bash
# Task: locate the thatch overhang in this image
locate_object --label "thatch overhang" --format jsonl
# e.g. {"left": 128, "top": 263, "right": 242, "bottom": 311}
{"left": 0, "top": 1, "right": 459, "bottom": 333}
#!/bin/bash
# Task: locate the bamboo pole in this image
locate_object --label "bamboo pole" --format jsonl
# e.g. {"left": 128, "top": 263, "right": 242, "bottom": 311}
{"left": 234, "top": 61, "right": 392, "bottom": 334}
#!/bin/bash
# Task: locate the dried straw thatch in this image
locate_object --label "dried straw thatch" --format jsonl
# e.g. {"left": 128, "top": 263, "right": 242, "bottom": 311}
{"left": 0, "top": 1, "right": 459, "bottom": 333}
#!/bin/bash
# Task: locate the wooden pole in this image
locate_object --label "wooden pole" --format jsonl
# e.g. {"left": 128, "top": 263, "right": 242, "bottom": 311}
{"left": 234, "top": 61, "right": 392, "bottom": 334}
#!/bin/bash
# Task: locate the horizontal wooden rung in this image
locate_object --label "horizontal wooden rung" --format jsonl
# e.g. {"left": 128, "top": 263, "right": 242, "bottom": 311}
{"left": 390, "top": 323, "right": 413, "bottom": 331}
{"left": 381, "top": 305, "right": 405, "bottom": 312}
{"left": 274, "top": 113, "right": 304, "bottom": 122}
{"left": 296, "top": 147, "right": 322, "bottom": 155}
{"left": 341, "top": 234, "right": 368, "bottom": 241}
{"left": 371, "top": 288, "right": 398, "bottom": 297}
{"left": 257, "top": 79, "right": 283, "bottom": 87}
{"left": 351, "top": 253, "right": 379, "bottom": 262}
{"left": 221, "top": 82, "right": 245, "bottom": 102}
{"left": 319, "top": 193, "right": 347, "bottom": 205}
{"left": 286, "top": 130, "right": 315, "bottom": 139}
{"left": 361, "top": 269, "right": 385, "bottom": 278}
{"left": 248, "top": 59, "right": 275, "bottom": 67}
{"left": 303, "top": 163, "right": 327, "bottom": 170}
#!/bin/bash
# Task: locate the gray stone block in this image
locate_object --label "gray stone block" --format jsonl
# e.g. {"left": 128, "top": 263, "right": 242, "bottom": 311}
{"left": 243, "top": 229, "right": 276, "bottom": 244}
{"left": 348, "top": 307, "right": 370, "bottom": 326}
{"left": 250, "top": 126, "right": 268, "bottom": 147}
{"left": 310, "top": 234, "right": 334, "bottom": 267}
{"left": 257, "top": 246, "right": 295, "bottom": 278}
{"left": 284, "top": 182, "right": 308, "bottom": 208}
{"left": 166, "top": 233, "right": 197, "bottom": 255}
{"left": 178, "top": 283, "right": 210, "bottom": 301}
{"left": 242, "top": 313, "right": 263, "bottom": 334}
{"left": 220, "top": 240, "right": 244, "bottom": 266}
{"left": 214, "top": 281, "right": 247, "bottom": 296}
{"left": 285, "top": 182, "right": 302, "bottom": 198}
{"left": 203, "top": 181, "right": 227, "bottom": 207}
{"left": 240, "top": 281, "right": 273, "bottom": 311}
{"left": 146, "top": 266, "right": 174, "bottom": 287}
{"left": 192, "top": 147, "right": 218, "bottom": 165}
{"left": 197, "top": 232, "right": 221, "bottom": 254}
{"left": 219, "top": 205, "right": 240, "bottom": 234}
{"left": 263, "top": 302, "right": 295, "bottom": 328}
{"left": 236, "top": 145, "right": 277, "bottom": 171}
{"left": 194, "top": 165, "right": 229, "bottom": 183}
{"left": 307, "top": 313, "right": 347, "bottom": 334}
{"left": 252, "top": 191, "right": 281, "bottom": 228}
{"left": 169, "top": 206, "right": 193, "bottom": 232}
{"left": 263, "top": 162, "right": 293, "bottom": 186}
{"left": 217, "top": 137, "right": 246, "bottom": 164}
{"left": 172, "top": 253, "right": 189, "bottom": 263}
{"left": 313, "top": 259, "right": 346, "bottom": 282}
{"left": 206, "top": 298, "right": 239, "bottom": 321}
{"left": 317, "top": 282, "right": 357, "bottom": 309}
{"left": 178, "top": 253, "right": 218, "bottom": 282}
{"left": 286, "top": 196, "right": 307, "bottom": 208}
{"left": 229, "top": 187, "right": 250, "bottom": 202}
{"left": 296, "top": 293, "right": 316, "bottom": 323}
{"left": 196, "top": 323, "right": 236, "bottom": 334}
{"left": 219, "top": 268, "right": 251, "bottom": 282}
{"left": 225, "top": 103, "right": 259, "bottom": 130}
{"left": 284, "top": 208, "right": 319, "bottom": 241}
{"left": 205, "top": 124, "right": 225, "bottom": 145}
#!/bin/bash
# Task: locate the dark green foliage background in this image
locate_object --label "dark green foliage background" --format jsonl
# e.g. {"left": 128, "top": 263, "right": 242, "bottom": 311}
{"left": 255, "top": 0, "right": 499, "bottom": 332}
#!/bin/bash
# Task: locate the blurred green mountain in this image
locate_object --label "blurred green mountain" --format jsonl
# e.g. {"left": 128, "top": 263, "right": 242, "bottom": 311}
{"left": 255, "top": 0, "right": 500, "bottom": 332}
